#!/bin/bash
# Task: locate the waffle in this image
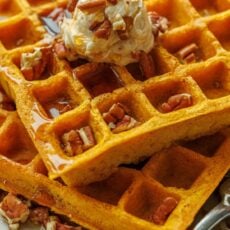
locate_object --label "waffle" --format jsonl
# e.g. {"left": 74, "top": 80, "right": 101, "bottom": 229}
{"left": 0, "top": 100, "right": 230, "bottom": 230}
{"left": 1, "top": 1, "right": 230, "bottom": 229}
{"left": 0, "top": 0, "right": 229, "bottom": 186}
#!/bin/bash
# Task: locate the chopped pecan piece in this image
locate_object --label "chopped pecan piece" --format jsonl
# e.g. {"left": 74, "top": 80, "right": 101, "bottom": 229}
{"left": 61, "top": 126, "right": 96, "bottom": 156}
{"left": 29, "top": 207, "right": 49, "bottom": 225}
{"left": 53, "top": 41, "right": 69, "bottom": 59}
{"left": 160, "top": 93, "right": 193, "bottom": 113}
{"left": 148, "top": 11, "right": 169, "bottom": 37}
{"left": 107, "top": 0, "right": 117, "bottom": 4}
{"left": 139, "top": 51, "right": 156, "bottom": 79}
{"left": 113, "top": 115, "right": 139, "bottom": 133}
{"left": 79, "top": 126, "right": 96, "bottom": 150}
{"left": 20, "top": 46, "right": 52, "bottom": 81}
{"left": 177, "top": 43, "right": 199, "bottom": 64}
{"left": 67, "top": 0, "right": 78, "bottom": 12}
{"left": 117, "top": 16, "right": 133, "bottom": 40}
{"left": 103, "top": 112, "right": 117, "bottom": 124}
{"left": 152, "top": 197, "right": 178, "bottom": 225}
{"left": 89, "top": 20, "right": 103, "bottom": 31}
{"left": 102, "top": 102, "right": 140, "bottom": 133}
{"left": 109, "top": 103, "right": 126, "bottom": 120}
{"left": 0, "top": 193, "right": 29, "bottom": 224}
{"left": 184, "top": 53, "right": 196, "bottom": 63}
{"left": 92, "top": 19, "right": 112, "bottom": 39}
{"left": 77, "top": 0, "right": 106, "bottom": 12}
{"left": 62, "top": 130, "right": 83, "bottom": 156}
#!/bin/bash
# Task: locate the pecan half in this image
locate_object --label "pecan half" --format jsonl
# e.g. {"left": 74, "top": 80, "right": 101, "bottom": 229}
{"left": 139, "top": 51, "right": 156, "bottom": 79}
{"left": 160, "top": 93, "right": 193, "bottom": 113}
{"left": 152, "top": 197, "right": 178, "bottom": 225}
{"left": 77, "top": 0, "right": 106, "bottom": 12}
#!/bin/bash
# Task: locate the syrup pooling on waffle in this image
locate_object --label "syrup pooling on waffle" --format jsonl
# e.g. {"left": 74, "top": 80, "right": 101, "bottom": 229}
{"left": 0, "top": 0, "right": 229, "bottom": 189}
{"left": 73, "top": 62, "right": 125, "bottom": 97}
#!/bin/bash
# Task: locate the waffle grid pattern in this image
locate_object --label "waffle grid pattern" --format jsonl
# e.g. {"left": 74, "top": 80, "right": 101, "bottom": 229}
{"left": 0, "top": 0, "right": 229, "bottom": 229}
{"left": 0, "top": 0, "right": 229, "bottom": 186}
{"left": 1, "top": 103, "right": 230, "bottom": 229}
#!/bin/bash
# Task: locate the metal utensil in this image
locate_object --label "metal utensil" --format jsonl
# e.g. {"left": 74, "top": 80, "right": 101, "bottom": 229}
{"left": 194, "top": 178, "right": 230, "bottom": 230}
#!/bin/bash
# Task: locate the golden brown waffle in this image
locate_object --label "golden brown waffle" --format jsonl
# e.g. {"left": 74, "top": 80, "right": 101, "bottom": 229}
{"left": 1, "top": 1, "right": 230, "bottom": 229}
{"left": 0, "top": 0, "right": 230, "bottom": 188}
{"left": 0, "top": 0, "right": 229, "bottom": 186}
{"left": 0, "top": 100, "right": 230, "bottom": 229}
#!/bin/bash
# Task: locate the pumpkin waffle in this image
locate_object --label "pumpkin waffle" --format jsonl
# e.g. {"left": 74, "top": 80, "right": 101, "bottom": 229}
{"left": 0, "top": 0, "right": 230, "bottom": 187}
{"left": 0, "top": 93, "right": 230, "bottom": 229}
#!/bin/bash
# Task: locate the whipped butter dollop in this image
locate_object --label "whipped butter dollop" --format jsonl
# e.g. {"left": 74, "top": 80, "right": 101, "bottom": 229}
{"left": 61, "top": 0, "right": 154, "bottom": 66}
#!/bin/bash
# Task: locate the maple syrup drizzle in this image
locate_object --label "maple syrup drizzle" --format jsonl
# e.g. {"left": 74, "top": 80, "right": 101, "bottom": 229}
{"left": 44, "top": 96, "right": 73, "bottom": 119}
{"left": 31, "top": 102, "right": 51, "bottom": 136}
{"left": 0, "top": 88, "right": 16, "bottom": 111}
{"left": 77, "top": 65, "right": 124, "bottom": 97}
{"left": 0, "top": 66, "right": 24, "bottom": 85}
{"left": 44, "top": 143, "right": 74, "bottom": 171}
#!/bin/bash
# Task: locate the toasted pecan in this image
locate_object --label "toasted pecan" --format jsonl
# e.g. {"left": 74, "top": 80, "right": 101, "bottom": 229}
{"left": 152, "top": 197, "right": 178, "bottom": 225}
{"left": 160, "top": 93, "right": 193, "bottom": 113}
{"left": 29, "top": 207, "right": 49, "bottom": 225}
{"left": 139, "top": 51, "right": 155, "bottom": 79}
{"left": 79, "top": 126, "right": 96, "bottom": 150}
{"left": 107, "top": 0, "right": 117, "bottom": 4}
{"left": 67, "top": 0, "right": 78, "bottom": 12}
{"left": 177, "top": 43, "right": 198, "bottom": 60}
{"left": 117, "top": 16, "right": 133, "bottom": 40}
{"left": 93, "top": 19, "right": 112, "bottom": 39}
{"left": 77, "top": 0, "right": 106, "bottom": 12}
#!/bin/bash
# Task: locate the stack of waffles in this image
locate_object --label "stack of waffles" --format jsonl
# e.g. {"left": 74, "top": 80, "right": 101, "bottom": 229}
{"left": 0, "top": 0, "right": 229, "bottom": 229}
